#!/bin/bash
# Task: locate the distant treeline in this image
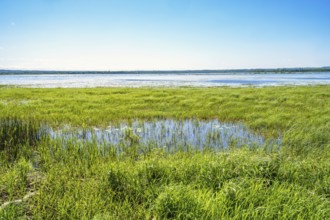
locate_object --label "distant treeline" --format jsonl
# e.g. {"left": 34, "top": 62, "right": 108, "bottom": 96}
{"left": 0, "top": 67, "right": 330, "bottom": 75}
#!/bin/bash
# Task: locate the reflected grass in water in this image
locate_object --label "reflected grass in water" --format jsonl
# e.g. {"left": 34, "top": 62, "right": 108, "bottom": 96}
{"left": 50, "top": 119, "right": 281, "bottom": 154}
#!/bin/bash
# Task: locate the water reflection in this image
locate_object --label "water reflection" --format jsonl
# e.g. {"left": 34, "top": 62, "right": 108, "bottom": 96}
{"left": 50, "top": 119, "right": 281, "bottom": 152}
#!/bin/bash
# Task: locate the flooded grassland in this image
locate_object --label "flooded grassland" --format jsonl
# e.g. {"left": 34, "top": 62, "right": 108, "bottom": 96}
{"left": 0, "top": 86, "right": 329, "bottom": 219}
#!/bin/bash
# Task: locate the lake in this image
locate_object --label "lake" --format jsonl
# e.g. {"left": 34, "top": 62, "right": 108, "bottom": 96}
{"left": 0, "top": 72, "right": 330, "bottom": 87}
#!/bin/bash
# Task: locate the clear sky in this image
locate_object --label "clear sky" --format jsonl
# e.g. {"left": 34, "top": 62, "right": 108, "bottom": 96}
{"left": 0, "top": 0, "right": 329, "bottom": 71}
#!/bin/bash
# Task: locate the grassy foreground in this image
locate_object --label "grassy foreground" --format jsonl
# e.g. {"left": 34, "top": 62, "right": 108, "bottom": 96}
{"left": 0, "top": 86, "right": 329, "bottom": 219}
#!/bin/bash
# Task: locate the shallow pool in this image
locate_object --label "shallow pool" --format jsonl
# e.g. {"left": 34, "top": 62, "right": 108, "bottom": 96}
{"left": 50, "top": 119, "right": 281, "bottom": 152}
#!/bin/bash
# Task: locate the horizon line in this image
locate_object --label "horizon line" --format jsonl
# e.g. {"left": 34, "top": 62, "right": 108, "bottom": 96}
{"left": 1, "top": 66, "right": 330, "bottom": 73}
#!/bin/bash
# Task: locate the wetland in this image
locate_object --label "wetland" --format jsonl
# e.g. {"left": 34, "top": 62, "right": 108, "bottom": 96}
{"left": 0, "top": 85, "right": 329, "bottom": 219}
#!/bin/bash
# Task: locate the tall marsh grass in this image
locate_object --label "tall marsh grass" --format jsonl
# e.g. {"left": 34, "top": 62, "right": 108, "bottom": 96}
{"left": 0, "top": 117, "right": 45, "bottom": 161}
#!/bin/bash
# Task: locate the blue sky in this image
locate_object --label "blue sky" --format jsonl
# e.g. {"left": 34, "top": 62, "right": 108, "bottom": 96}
{"left": 0, "top": 0, "right": 329, "bottom": 70}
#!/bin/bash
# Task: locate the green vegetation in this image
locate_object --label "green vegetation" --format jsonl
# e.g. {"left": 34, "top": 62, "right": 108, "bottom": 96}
{"left": 0, "top": 85, "right": 329, "bottom": 219}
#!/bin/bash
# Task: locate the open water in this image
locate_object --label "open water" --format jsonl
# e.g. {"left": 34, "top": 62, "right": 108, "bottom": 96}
{"left": 1, "top": 72, "right": 329, "bottom": 87}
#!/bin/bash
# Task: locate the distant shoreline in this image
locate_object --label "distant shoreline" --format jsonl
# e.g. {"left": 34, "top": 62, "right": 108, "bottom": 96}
{"left": 0, "top": 67, "right": 330, "bottom": 75}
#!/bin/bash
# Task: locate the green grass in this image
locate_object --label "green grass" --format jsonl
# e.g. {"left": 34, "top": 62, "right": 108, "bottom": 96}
{"left": 0, "top": 85, "right": 329, "bottom": 219}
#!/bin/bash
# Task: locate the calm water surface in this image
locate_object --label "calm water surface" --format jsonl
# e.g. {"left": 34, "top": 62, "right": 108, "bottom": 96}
{"left": 1, "top": 72, "right": 330, "bottom": 87}
{"left": 50, "top": 119, "right": 281, "bottom": 152}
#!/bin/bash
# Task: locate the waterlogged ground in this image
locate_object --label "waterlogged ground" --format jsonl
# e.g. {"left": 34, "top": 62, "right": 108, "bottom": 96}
{"left": 50, "top": 119, "right": 281, "bottom": 152}
{"left": 1, "top": 72, "right": 330, "bottom": 87}
{"left": 0, "top": 86, "right": 329, "bottom": 219}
